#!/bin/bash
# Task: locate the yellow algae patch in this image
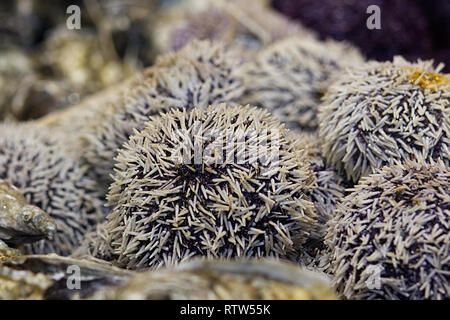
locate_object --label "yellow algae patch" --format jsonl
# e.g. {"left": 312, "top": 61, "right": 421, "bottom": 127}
{"left": 406, "top": 68, "right": 450, "bottom": 90}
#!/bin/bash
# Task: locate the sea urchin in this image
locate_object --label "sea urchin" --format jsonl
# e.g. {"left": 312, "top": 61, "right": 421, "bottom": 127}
{"left": 319, "top": 56, "right": 449, "bottom": 182}
{"left": 327, "top": 159, "right": 450, "bottom": 299}
{"left": 0, "top": 122, "right": 104, "bottom": 255}
{"left": 91, "top": 104, "right": 317, "bottom": 269}
{"left": 81, "top": 40, "right": 245, "bottom": 188}
{"left": 239, "top": 36, "right": 364, "bottom": 131}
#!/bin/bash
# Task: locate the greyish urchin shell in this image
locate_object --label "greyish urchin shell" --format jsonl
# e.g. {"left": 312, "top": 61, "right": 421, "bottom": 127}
{"left": 238, "top": 36, "right": 365, "bottom": 131}
{"left": 293, "top": 133, "right": 346, "bottom": 230}
{"left": 80, "top": 40, "right": 245, "bottom": 189}
{"left": 89, "top": 104, "right": 317, "bottom": 270}
{"left": 0, "top": 122, "right": 104, "bottom": 255}
{"left": 319, "top": 56, "right": 450, "bottom": 183}
{"left": 91, "top": 258, "right": 337, "bottom": 300}
{"left": 326, "top": 159, "right": 450, "bottom": 300}
{"left": 289, "top": 133, "right": 345, "bottom": 271}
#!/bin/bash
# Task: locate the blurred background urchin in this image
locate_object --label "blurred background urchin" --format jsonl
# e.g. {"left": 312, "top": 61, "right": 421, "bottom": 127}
{"left": 1, "top": 0, "right": 448, "bottom": 126}
{"left": 238, "top": 36, "right": 364, "bottom": 132}
{"left": 326, "top": 159, "right": 450, "bottom": 300}
{"left": 272, "top": 0, "right": 450, "bottom": 72}
{"left": 0, "top": 122, "right": 105, "bottom": 255}
{"left": 287, "top": 132, "right": 346, "bottom": 271}
{"left": 292, "top": 132, "right": 346, "bottom": 236}
{"left": 80, "top": 39, "right": 246, "bottom": 191}
{"left": 90, "top": 104, "right": 318, "bottom": 269}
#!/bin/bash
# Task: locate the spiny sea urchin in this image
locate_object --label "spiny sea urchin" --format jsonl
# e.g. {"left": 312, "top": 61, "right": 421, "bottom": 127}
{"left": 326, "top": 159, "right": 450, "bottom": 300}
{"left": 89, "top": 104, "right": 317, "bottom": 269}
{"left": 287, "top": 133, "right": 345, "bottom": 271}
{"left": 319, "top": 56, "right": 449, "bottom": 183}
{"left": 80, "top": 40, "right": 245, "bottom": 189}
{"left": 293, "top": 133, "right": 346, "bottom": 237}
{"left": 0, "top": 122, "right": 104, "bottom": 255}
{"left": 238, "top": 36, "right": 364, "bottom": 131}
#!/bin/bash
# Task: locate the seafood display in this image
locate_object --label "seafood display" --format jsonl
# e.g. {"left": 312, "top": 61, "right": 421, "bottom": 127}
{"left": 0, "top": 0, "right": 448, "bottom": 301}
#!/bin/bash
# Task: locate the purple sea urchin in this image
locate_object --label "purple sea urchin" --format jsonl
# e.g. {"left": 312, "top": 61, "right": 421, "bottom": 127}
{"left": 80, "top": 40, "right": 245, "bottom": 189}
{"left": 272, "top": 0, "right": 432, "bottom": 64}
{"left": 326, "top": 159, "right": 450, "bottom": 300}
{"left": 0, "top": 122, "right": 104, "bottom": 255}
{"left": 319, "top": 57, "right": 450, "bottom": 183}
{"left": 90, "top": 104, "right": 317, "bottom": 269}
{"left": 420, "top": 0, "right": 450, "bottom": 72}
{"left": 239, "top": 36, "right": 364, "bottom": 131}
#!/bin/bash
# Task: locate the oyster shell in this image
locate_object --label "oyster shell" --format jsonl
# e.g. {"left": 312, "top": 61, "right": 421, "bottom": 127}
{"left": 0, "top": 239, "right": 19, "bottom": 263}
{"left": 0, "top": 264, "right": 51, "bottom": 300}
{"left": 2, "top": 254, "right": 133, "bottom": 299}
{"left": 91, "top": 258, "right": 338, "bottom": 300}
{"left": 0, "top": 180, "right": 56, "bottom": 245}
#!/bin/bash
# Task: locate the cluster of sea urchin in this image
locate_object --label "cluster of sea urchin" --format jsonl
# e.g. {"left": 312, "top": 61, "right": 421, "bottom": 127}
{"left": 0, "top": 122, "right": 104, "bottom": 255}
{"left": 326, "top": 159, "right": 450, "bottom": 300}
{"left": 319, "top": 56, "right": 449, "bottom": 183}
{"left": 89, "top": 104, "right": 317, "bottom": 269}
{"left": 238, "top": 36, "right": 364, "bottom": 131}
{"left": 80, "top": 40, "right": 245, "bottom": 189}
